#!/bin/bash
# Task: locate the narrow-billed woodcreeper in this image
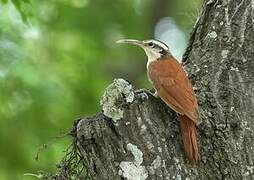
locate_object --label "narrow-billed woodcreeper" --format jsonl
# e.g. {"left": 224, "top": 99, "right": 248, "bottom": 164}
{"left": 117, "top": 39, "right": 199, "bottom": 164}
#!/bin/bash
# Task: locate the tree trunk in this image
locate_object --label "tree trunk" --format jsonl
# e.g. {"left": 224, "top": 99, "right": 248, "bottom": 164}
{"left": 51, "top": 0, "right": 254, "bottom": 179}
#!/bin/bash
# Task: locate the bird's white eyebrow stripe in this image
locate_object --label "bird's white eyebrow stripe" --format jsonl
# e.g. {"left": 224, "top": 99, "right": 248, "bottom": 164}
{"left": 148, "top": 40, "right": 169, "bottom": 50}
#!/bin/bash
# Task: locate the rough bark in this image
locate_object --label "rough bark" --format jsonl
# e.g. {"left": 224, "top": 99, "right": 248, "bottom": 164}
{"left": 51, "top": 0, "right": 254, "bottom": 179}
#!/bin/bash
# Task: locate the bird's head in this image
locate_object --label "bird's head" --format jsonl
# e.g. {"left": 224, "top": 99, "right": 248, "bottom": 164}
{"left": 116, "top": 39, "right": 171, "bottom": 63}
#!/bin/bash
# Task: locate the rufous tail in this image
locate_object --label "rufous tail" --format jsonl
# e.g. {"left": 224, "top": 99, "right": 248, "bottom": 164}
{"left": 178, "top": 114, "right": 199, "bottom": 164}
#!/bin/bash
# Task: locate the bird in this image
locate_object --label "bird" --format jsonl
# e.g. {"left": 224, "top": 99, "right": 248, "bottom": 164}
{"left": 116, "top": 39, "right": 199, "bottom": 164}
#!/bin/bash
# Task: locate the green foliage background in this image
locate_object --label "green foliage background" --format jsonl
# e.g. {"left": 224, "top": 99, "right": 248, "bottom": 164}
{"left": 0, "top": 0, "right": 201, "bottom": 179}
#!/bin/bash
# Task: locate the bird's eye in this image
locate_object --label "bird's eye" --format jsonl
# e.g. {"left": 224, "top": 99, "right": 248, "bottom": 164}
{"left": 148, "top": 42, "right": 154, "bottom": 47}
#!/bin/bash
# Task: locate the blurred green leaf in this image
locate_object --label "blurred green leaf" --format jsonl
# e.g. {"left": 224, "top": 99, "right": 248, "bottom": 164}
{"left": 1, "top": 0, "right": 8, "bottom": 4}
{"left": 7, "top": 0, "right": 32, "bottom": 22}
{"left": 23, "top": 0, "right": 31, "bottom": 4}
{"left": 11, "top": 0, "right": 21, "bottom": 9}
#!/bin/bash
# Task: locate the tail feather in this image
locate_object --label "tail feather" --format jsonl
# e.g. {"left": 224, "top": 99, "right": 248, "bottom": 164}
{"left": 178, "top": 114, "right": 199, "bottom": 164}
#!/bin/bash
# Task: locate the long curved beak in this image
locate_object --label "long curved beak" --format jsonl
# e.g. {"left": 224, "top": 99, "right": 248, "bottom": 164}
{"left": 116, "top": 39, "right": 144, "bottom": 47}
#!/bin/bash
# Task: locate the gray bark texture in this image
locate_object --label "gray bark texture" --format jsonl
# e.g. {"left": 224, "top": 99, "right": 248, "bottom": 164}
{"left": 51, "top": 0, "right": 254, "bottom": 179}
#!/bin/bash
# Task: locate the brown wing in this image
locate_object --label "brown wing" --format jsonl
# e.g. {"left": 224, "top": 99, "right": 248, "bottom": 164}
{"left": 148, "top": 58, "right": 199, "bottom": 124}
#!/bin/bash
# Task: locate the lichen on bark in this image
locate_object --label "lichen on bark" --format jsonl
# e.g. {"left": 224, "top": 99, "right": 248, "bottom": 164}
{"left": 100, "top": 78, "right": 135, "bottom": 122}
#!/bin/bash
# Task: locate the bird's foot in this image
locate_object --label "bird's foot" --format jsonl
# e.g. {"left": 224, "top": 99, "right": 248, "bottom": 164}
{"left": 153, "top": 91, "right": 159, "bottom": 98}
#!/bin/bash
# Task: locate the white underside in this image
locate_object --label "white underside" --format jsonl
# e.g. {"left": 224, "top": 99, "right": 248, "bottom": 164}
{"left": 144, "top": 48, "right": 161, "bottom": 69}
